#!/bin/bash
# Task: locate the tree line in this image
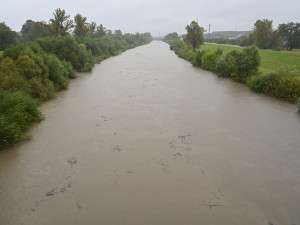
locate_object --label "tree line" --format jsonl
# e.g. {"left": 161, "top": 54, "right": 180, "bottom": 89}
{"left": 0, "top": 8, "right": 152, "bottom": 147}
{"left": 164, "top": 19, "right": 300, "bottom": 51}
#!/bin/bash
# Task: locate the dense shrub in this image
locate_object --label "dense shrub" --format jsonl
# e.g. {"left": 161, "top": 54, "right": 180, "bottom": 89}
{"left": 215, "top": 50, "right": 239, "bottom": 77}
{"left": 234, "top": 45, "right": 260, "bottom": 82}
{"left": 192, "top": 49, "right": 207, "bottom": 67}
{"left": 0, "top": 89, "right": 43, "bottom": 145}
{"left": 36, "top": 36, "right": 94, "bottom": 71}
{"left": 200, "top": 49, "right": 222, "bottom": 72}
{"left": 44, "top": 54, "right": 69, "bottom": 89}
{"left": 215, "top": 46, "right": 260, "bottom": 82}
{"left": 248, "top": 65, "right": 300, "bottom": 102}
{"left": 0, "top": 56, "right": 55, "bottom": 100}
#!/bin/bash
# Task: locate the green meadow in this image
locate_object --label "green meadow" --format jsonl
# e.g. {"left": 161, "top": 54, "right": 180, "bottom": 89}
{"left": 201, "top": 43, "right": 300, "bottom": 74}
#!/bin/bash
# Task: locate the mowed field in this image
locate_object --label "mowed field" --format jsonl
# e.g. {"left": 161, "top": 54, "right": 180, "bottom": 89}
{"left": 201, "top": 43, "right": 300, "bottom": 74}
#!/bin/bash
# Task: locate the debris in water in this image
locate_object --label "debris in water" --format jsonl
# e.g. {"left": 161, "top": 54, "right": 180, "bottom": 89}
{"left": 112, "top": 146, "right": 122, "bottom": 151}
{"left": 204, "top": 204, "right": 222, "bottom": 209}
{"left": 45, "top": 188, "right": 57, "bottom": 197}
{"left": 178, "top": 134, "right": 191, "bottom": 143}
{"left": 67, "top": 157, "right": 78, "bottom": 167}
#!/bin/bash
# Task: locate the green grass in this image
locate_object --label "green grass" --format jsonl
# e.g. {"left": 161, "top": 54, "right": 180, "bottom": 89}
{"left": 200, "top": 43, "right": 300, "bottom": 74}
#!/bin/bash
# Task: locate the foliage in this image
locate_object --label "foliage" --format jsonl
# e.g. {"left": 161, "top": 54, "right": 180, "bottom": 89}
{"left": 0, "top": 22, "right": 17, "bottom": 51}
{"left": 215, "top": 50, "right": 239, "bottom": 77}
{"left": 233, "top": 45, "right": 261, "bottom": 82}
{"left": 0, "top": 89, "right": 43, "bottom": 146}
{"left": 21, "top": 20, "right": 50, "bottom": 42}
{"left": 164, "top": 32, "right": 179, "bottom": 41}
{"left": 248, "top": 65, "right": 300, "bottom": 102}
{"left": 192, "top": 49, "right": 207, "bottom": 67}
{"left": 36, "top": 35, "right": 94, "bottom": 71}
{"left": 278, "top": 22, "right": 300, "bottom": 51}
{"left": 253, "top": 19, "right": 273, "bottom": 49}
{"left": 74, "top": 14, "right": 89, "bottom": 37}
{"left": 0, "top": 9, "right": 152, "bottom": 146}
{"left": 201, "top": 43, "right": 300, "bottom": 74}
{"left": 169, "top": 40, "right": 195, "bottom": 62}
{"left": 185, "top": 21, "right": 205, "bottom": 49}
{"left": 49, "top": 8, "right": 74, "bottom": 36}
{"left": 200, "top": 49, "right": 222, "bottom": 72}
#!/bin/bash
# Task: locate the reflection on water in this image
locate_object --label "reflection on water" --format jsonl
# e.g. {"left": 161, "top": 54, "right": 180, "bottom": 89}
{"left": 0, "top": 41, "right": 299, "bottom": 225}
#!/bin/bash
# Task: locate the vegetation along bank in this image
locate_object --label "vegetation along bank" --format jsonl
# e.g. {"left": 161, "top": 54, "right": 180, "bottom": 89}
{"left": 166, "top": 20, "right": 300, "bottom": 112}
{"left": 0, "top": 8, "right": 152, "bottom": 147}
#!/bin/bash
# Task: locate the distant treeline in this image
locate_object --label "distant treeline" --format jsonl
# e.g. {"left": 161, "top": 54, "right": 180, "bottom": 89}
{"left": 165, "top": 19, "right": 300, "bottom": 51}
{"left": 166, "top": 20, "right": 300, "bottom": 112}
{"left": 0, "top": 8, "right": 152, "bottom": 147}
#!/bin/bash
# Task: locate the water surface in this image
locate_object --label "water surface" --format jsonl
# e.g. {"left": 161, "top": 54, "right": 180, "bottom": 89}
{"left": 0, "top": 41, "right": 300, "bottom": 225}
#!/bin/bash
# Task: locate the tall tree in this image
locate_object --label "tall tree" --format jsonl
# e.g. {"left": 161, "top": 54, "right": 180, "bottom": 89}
{"left": 88, "top": 22, "right": 97, "bottom": 37}
{"left": 73, "top": 14, "right": 89, "bottom": 37}
{"left": 114, "top": 29, "right": 122, "bottom": 37}
{"left": 0, "top": 22, "right": 17, "bottom": 50}
{"left": 21, "top": 20, "right": 50, "bottom": 42}
{"left": 253, "top": 19, "right": 273, "bottom": 49}
{"left": 96, "top": 24, "right": 107, "bottom": 37}
{"left": 278, "top": 22, "right": 300, "bottom": 51}
{"left": 185, "top": 21, "right": 205, "bottom": 49}
{"left": 49, "top": 8, "right": 74, "bottom": 35}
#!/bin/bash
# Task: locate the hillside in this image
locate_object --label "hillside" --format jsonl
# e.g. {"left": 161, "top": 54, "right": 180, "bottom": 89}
{"left": 204, "top": 31, "right": 252, "bottom": 39}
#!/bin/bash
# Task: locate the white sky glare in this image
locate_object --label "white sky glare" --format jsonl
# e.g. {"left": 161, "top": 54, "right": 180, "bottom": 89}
{"left": 1, "top": 0, "right": 299, "bottom": 36}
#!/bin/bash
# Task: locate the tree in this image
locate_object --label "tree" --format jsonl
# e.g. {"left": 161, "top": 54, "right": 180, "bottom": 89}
{"left": 96, "top": 24, "right": 107, "bottom": 37}
{"left": 253, "top": 19, "right": 273, "bottom": 49}
{"left": 278, "top": 22, "right": 300, "bottom": 51}
{"left": 185, "top": 21, "right": 205, "bottom": 49}
{"left": 88, "top": 22, "right": 97, "bottom": 37}
{"left": 49, "top": 8, "right": 74, "bottom": 35}
{"left": 114, "top": 29, "right": 122, "bottom": 38}
{"left": 271, "top": 30, "right": 283, "bottom": 49}
{"left": 164, "top": 32, "right": 179, "bottom": 41}
{"left": 21, "top": 20, "right": 50, "bottom": 42}
{"left": 73, "top": 14, "right": 89, "bottom": 37}
{"left": 0, "top": 22, "right": 17, "bottom": 50}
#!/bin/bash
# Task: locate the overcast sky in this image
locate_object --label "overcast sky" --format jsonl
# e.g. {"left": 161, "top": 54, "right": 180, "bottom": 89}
{"left": 1, "top": 0, "right": 299, "bottom": 36}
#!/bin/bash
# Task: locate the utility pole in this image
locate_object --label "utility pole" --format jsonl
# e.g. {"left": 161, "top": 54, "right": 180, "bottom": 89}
{"left": 209, "top": 23, "right": 211, "bottom": 39}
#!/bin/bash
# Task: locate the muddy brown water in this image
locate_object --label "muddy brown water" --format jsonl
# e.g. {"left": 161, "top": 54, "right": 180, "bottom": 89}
{"left": 0, "top": 41, "right": 300, "bottom": 225}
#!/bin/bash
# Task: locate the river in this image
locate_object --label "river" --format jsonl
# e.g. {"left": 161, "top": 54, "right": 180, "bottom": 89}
{"left": 0, "top": 41, "right": 300, "bottom": 225}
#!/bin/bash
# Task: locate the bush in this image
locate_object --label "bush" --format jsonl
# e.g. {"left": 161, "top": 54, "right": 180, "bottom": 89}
{"left": 192, "top": 49, "right": 207, "bottom": 67}
{"left": 0, "top": 89, "right": 43, "bottom": 146}
{"left": 215, "top": 50, "right": 239, "bottom": 77}
{"left": 214, "top": 46, "right": 260, "bottom": 82}
{"left": 247, "top": 65, "right": 300, "bottom": 102}
{"left": 44, "top": 54, "right": 69, "bottom": 89}
{"left": 36, "top": 36, "right": 94, "bottom": 71}
{"left": 201, "top": 51, "right": 221, "bottom": 72}
{"left": 234, "top": 45, "right": 260, "bottom": 82}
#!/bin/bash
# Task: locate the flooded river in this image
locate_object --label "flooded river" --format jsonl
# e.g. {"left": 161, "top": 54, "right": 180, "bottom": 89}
{"left": 0, "top": 41, "right": 300, "bottom": 225}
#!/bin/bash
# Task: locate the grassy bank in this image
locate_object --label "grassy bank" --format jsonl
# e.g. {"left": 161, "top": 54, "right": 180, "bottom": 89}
{"left": 201, "top": 43, "right": 300, "bottom": 73}
{"left": 169, "top": 40, "right": 300, "bottom": 108}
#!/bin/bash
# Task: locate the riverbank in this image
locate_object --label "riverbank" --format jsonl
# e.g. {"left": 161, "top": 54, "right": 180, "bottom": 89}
{"left": 168, "top": 40, "right": 300, "bottom": 107}
{"left": 0, "top": 34, "right": 152, "bottom": 147}
{"left": 201, "top": 43, "right": 300, "bottom": 73}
